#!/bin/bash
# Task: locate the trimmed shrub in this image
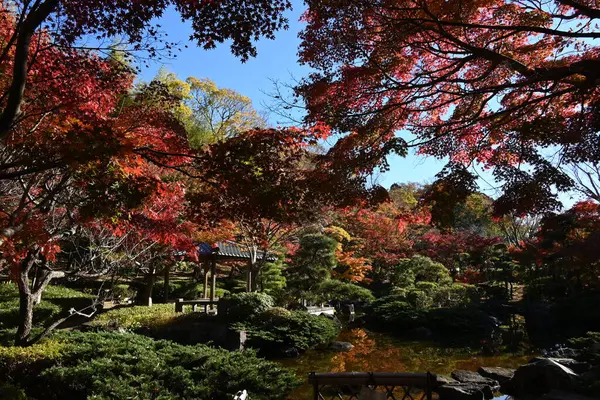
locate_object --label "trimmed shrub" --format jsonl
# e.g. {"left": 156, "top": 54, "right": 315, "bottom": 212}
{"left": 369, "top": 297, "right": 426, "bottom": 327}
{"left": 392, "top": 256, "right": 453, "bottom": 289}
{"left": 427, "top": 307, "right": 497, "bottom": 337}
{"left": 316, "top": 280, "right": 375, "bottom": 304}
{"left": 261, "top": 307, "right": 292, "bottom": 320}
{"left": 0, "top": 383, "right": 27, "bottom": 400}
{"left": 415, "top": 281, "right": 438, "bottom": 294}
{"left": 153, "top": 281, "right": 201, "bottom": 302}
{"left": 225, "top": 292, "right": 274, "bottom": 322}
{"left": 431, "top": 283, "right": 481, "bottom": 308}
{"left": 108, "top": 284, "right": 136, "bottom": 302}
{"left": 89, "top": 304, "right": 177, "bottom": 331}
{"left": 406, "top": 290, "right": 432, "bottom": 309}
{"left": 0, "top": 339, "right": 65, "bottom": 379}
{"left": 368, "top": 295, "right": 495, "bottom": 340}
{"left": 382, "top": 282, "right": 478, "bottom": 311}
{"left": 151, "top": 280, "right": 230, "bottom": 302}
{"left": 0, "top": 331, "right": 299, "bottom": 400}
{"left": 233, "top": 310, "right": 339, "bottom": 354}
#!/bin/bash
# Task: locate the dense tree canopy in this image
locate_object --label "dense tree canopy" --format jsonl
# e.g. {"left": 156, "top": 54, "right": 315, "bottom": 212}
{"left": 1, "top": 0, "right": 600, "bottom": 366}
{"left": 528, "top": 201, "right": 600, "bottom": 293}
{"left": 298, "top": 0, "right": 600, "bottom": 215}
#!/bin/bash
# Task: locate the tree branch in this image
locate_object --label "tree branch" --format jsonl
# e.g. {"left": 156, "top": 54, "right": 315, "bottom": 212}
{"left": 0, "top": 0, "right": 59, "bottom": 140}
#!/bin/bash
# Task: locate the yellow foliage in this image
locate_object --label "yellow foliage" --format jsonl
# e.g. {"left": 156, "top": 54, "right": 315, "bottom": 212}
{"left": 90, "top": 304, "right": 178, "bottom": 330}
{"left": 186, "top": 76, "right": 266, "bottom": 145}
{"left": 324, "top": 226, "right": 372, "bottom": 282}
{"left": 0, "top": 339, "right": 65, "bottom": 370}
{"left": 324, "top": 226, "right": 352, "bottom": 244}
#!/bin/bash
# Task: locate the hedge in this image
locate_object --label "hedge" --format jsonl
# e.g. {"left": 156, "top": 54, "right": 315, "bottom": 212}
{"left": 0, "top": 331, "right": 300, "bottom": 400}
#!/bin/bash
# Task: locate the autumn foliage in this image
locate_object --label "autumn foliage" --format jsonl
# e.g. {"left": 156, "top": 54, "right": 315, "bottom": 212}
{"left": 298, "top": 0, "right": 600, "bottom": 215}
{"left": 526, "top": 201, "right": 600, "bottom": 293}
{"left": 1, "top": 0, "right": 600, "bottom": 357}
{"left": 0, "top": 0, "right": 293, "bottom": 345}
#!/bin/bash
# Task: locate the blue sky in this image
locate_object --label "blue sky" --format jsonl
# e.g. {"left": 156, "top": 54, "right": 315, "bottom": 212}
{"left": 138, "top": 3, "right": 579, "bottom": 207}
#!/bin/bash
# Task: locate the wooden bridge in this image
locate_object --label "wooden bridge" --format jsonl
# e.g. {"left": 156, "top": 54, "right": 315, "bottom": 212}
{"left": 175, "top": 298, "right": 220, "bottom": 313}
{"left": 306, "top": 305, "right": 336, "bottom": 316}
{"left": 308, "top": 372, "right": 436, "bottom": 400}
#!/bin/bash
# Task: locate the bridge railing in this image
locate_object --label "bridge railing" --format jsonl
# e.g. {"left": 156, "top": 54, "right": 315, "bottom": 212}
{"left": 175, "top": 298, "right": 220, "bottom": 313}
{"left": 308, "top": 372, "right": 436, "bottom": 400}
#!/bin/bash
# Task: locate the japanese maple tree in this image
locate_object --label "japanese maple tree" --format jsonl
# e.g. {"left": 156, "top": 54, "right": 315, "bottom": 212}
{"left": 334, "top": 202, "right": 431, "bottom": 284}
{"left": 0, "top": 0, "right": 290, "bottom": 140}
{"left": 0, "top": 79, "right": 198, "bottom": 344}
{"left": 298, "top": 0, "right": 600, "bottom": 214}
{"left": 0, "top": 0, "right": 291, "bottom": 345}
{"left": 0, "top": 19, "right": 189, "bottom": 346}
{"left": 528, "top": 200, "right": 600, "bottom": 293}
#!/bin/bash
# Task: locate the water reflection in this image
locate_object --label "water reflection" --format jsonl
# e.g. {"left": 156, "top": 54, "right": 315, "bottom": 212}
{"left": 278, "top": 328, "right": 533, "bottom": 399}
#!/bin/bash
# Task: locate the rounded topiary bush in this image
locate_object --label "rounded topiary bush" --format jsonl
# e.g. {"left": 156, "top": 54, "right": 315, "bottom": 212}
{"left": 225, "top": 292, "right": 274, "bottom": 322}
{"left": 369, "top": 298, "right": 426, "bottom": 328}
{"left": 427, "top": 306, "right": 497, "bottom": 337}
{"left": 316, "top": 280, "right": 375, "bottom": 305}
{"left": 234, "top": 310, "right": 339, "bottom": 355}
{"left": 260, "top": 307, "right": 292, "bottom": 321}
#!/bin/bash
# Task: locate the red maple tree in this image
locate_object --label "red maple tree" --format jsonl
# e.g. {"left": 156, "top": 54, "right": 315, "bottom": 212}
{"left": 298, "top": 0, "right": 600, "bottom": 214}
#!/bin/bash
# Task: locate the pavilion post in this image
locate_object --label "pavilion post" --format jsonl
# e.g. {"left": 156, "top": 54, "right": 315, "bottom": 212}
{"left": 203, "top": 262, "right": 209, "bottom": 299}
{"left": 210, "top": 255, "right": 217, "bottom": 310}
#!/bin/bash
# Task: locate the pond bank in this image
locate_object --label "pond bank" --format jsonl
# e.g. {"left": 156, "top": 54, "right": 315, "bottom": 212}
{"left": 277, "top": 328, "right": 534, "bottom": 399}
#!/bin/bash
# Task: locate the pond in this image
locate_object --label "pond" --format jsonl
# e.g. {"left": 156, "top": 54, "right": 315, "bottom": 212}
{"left": 277, "top": 328, "right": 534, "bottom": 399}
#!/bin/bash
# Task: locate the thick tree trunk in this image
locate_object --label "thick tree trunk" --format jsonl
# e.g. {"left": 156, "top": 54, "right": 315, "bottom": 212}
{"left": 251, "top": 265, "right": 259, "bottom": 292}
{"left": 138, "top": 268, "right": 156, "bottom": 306}
{"left": 163, "top": 265, "right": 170, "bottom": 303}
{"left": 15, "top": 289, "right": 34, "bottom": 346}
{"left": 246, "top": 262, "right": 253, "bottom": 292}
{"left": 15, "top": 252, "right": 35, "bottom": 346}
{"left": 15, "top": 251, "right": 64, "bottom": 346}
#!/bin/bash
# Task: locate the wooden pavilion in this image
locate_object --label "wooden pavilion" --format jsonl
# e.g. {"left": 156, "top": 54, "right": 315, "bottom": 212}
{"left": 197, "top": 241, "right": 276, "bottom": 302}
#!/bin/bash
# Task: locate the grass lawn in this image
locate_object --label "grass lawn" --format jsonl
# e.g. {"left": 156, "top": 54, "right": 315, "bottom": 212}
{"left": 0, "top": 282, "right": 95, "bottom": 345}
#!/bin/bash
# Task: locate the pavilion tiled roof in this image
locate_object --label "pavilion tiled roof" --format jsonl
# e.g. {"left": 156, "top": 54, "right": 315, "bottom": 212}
{"left": 198, "top": 241, "right": 277, "bottom": 261}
